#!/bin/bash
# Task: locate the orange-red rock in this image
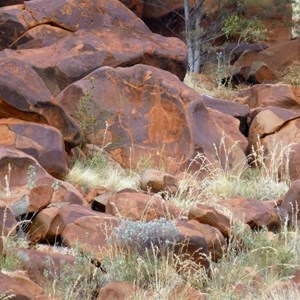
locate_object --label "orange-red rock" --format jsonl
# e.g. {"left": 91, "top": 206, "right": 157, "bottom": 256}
{"left": 58, "top": 64, "right": 247, "bottom": 173}
{"left": 45, "top": 203, "right": 100, "bottom": 241}
{"left": 234, "top": 39, "right": 300, "bottom": 76}
{"left": 247, "top": 106, "right": 300, "bottom": 181}
{"left": 0, "top": 28, "right": 187, "bottom": 95}
{"left": 281, "top": 180, "right": 300, "bottom": 225}
{"left": 11, "top": 24, "right": 72, "bottom": 50}
{"left": 175, "top": 219, "right": 210, "bottom": 268}
{"left": 0, "top": 271, "right": 38, "bottom": 299}
{"left": 235, "top": 84, "right": 300, "bottom": 111}
{"left": 220, "top": 198, "right": 281, "bottom": 231}
{"left": 0, "top": 146, "right": 85, "bottom": 206}
{"left": 0, "top": 58, "right": 82, "bottom": 147}
{"left": 189, "top": 204, "right": 231, "bottom": 238}
{"left": 3, "top": 270, "right": 45, "bottom": 298}
{"left": 15, "top": 248, "right": 77, "bottom": 286}
{"left": 106, "top": 190, "right": 181, "bottom": 221}
{"left": 0, "top": 118, "right": 69, "bottom": 178}
{"left": 140, "top": 169, "right": 179, "bottom": 194}
{"left": 61, "top": 214, "right": 118, "bottom": 260}
{"left": 26, "top": 206, "right": 60, "bottom": 244}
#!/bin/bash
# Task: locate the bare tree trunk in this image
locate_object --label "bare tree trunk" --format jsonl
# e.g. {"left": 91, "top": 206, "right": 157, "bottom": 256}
{"left": 184, "top": 0, "right": 194, "bottom": 71}
{"left": 193, "top": 1, "right": 202, "bottom": 73}
{"left": 184, "top": 0, "right": 203, "bottom": 73}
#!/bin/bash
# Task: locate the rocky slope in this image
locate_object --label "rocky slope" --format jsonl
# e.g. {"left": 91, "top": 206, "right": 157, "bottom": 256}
{"left": 0, "top": 0, "right": 300, "bottom": 299}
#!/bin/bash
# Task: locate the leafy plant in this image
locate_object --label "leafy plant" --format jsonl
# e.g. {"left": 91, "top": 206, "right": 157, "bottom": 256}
{"left": 75, "top": 77, "right": 98, "bottom": 144}
{"left": 27, "top": 165, "right": 36, "bottom": 190}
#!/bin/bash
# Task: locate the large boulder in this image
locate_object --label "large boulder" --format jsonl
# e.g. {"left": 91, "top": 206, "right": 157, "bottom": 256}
{"left": 106, "top": 190, "right": 181, "bottom": 221}
{"left": 61, "top": 214, "right": 118, "bottom": 260}
{"left": 58, "top": 64, "right": 247, "bottom": 173}
{"left": 247, "top": 106, "right": 300, "bottom": 181}
{"left": 0, "top": 118, "right": 68, "bottom": 178}
{"left": 219, "top": 198, "right": 281, "bottom": 231}
{"left": 234, "top": 39, "right": 300, "bottom": 77}
{"left": 0, "top": 146, "right": 85, "bottom": 207}
{"left": 0, "top": 58, "right": 82, "bottom": 147}
{"left": 11, "top": 24, "right": 72, "bottom": 50}
{"left": 188, "top": 203, "right": 232, "bottom": 238}
{"left": 0, "top": 0, "right": 149, "bottom": 50}
{"left": 0, "top": 28, "right": 187, "bottom": 95}
{"left": 235, "top": 84, "right": 300, "bottom": 111}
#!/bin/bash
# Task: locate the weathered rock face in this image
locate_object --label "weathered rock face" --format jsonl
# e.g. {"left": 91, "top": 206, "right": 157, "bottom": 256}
{"left": 281, "top": 180, "right": 300, "bottom": 224}
{"left": 175, "top": 219, "right": 210, "bottom": 268}
{"left": 219, "top": 198, "right": 281, "bottom": 231}
{"left": 0, "top": 118, "right": 68, "bottom": 178}
{"left": 0, "top": 58, "right": 82, "bottom": 147}
{"left": 58, "top": 64, "right": 247, "bottom": 173}
{"left": 11, "top": 24, "right": 72, "bottom": 50}
{"left": 15, "top": 248, "right": 77, "bottom": 286}
{"left": 106, "top": 190, "right": 181, "bottom": 221}
{"left": 0, "top": 0, "right": 149, "bottom": 51}
{"left": 0, "top": 146, "right": 85, "bottom": 206}
{"left": 234, "top": 38, "right": 300, "bottom": 78}
{"left": 0, "top": 29, "right": 187, "bottom": 95}
{"left": 189, "top": 203, "right": 232, "bottom": 238}
{"left": 246, "top": 106, "right": 300, "bottom": 180}
{"left": 62, "top": 214, "right": 118, "bottom": 260}
{"left": 0, "top": 1, "right": 187, "bottom": 90}
{"left": 140, "top": 169, "right": 179, "bottom": 194}
{"left": 235, "top": 84, "right": 300, "bottom": 111}
{"left": 0, "top": 271, "right": 42, "bottom": 300}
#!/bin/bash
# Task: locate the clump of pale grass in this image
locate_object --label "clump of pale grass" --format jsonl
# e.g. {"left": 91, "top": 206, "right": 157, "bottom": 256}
{"left": 280, "top": 60, "right": 300, "bottom": 87}
{"left": 184, "top": 72, "right": 247, "bottom": 101}
{"left": 168, "top": 136, "right": 291, "bottom": 211}
{"left": 66, "top": 154, "right": 140, "bottom": 192}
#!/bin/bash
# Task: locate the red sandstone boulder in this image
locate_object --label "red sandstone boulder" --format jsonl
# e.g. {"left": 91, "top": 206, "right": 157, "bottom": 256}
{"left": 281, "top": 180, "right": 300, "bottom": 225}
{"left": 106, "top": 190, "right": 181, "bottom": 221}
{"left": 0, "top": 146, "right": 85, "bottom": 206}
{"left": 0, "top": 271, "right": 39, "bottom": 300}
{"left": 0, "top": 118, "right": 68, "bottom": 178}
{"left": 219, "top": 198, "right": 281, "bottom": 231}
{"left": 2, "top": 270, "right": 45, "bottom": 299}
{"left": 235, "top": 84, "right": 300, "bottom": 111}
{"left": 11, "top": 24, "right": 72, "bottom": 50}
{"left": 0, "top": 0, "right": 149, "bottom": 50}
{"left": 234, "top": 39, "right": 300, "bottom": 77}
{"left": 175, "top": 219, "right": 210, "bottom": 268}
{"left": 140, "top": 169, "right": 179, "bottom": 194}
{"left": 43, "top": 204, "right": 100, "bottom": 242}
{"left": 0, "top": 28, "right": 187, "bottom": 95}
{"left": 15, "top": 248, "right": 77, "bottom": 286}
{"left": 247, "top": 106, "right": 300, "bottom": 181}
{"left": 189, "top": 203, "right": 231, "bottom": 238}
{"left": 177, "top": 220, "right": 225, "bottom": 262}
{"left": 26, "top": 206, "right": 60, "bottom": 244}
{"left": 61, "top": 214, "right": 118, "bottom": 260}
{"left": 0, "top": 58, "right": 82, "bottom": 147}
{"left": 58, "top": 64, "right": 247, "bottom": 173}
